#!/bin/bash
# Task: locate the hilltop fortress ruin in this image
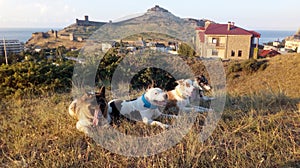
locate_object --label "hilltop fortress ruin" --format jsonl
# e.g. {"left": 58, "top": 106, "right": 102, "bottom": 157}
{"left": 25, "top": 6, "right": 206, "bottom": 50}
{"left": 30, "top": 16, "right": 107, "bottom": 42}
{"left": 26, "top": 15, "right": 108, "bottom": 49}
{"left": 75, "top": 15, "right": 107, "bottom": 26}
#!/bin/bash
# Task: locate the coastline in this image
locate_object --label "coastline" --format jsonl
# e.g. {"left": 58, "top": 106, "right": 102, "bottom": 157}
{"left": 256, "top": 30, "right": 295, "bottom": 44}
{"left": 0, "top": 28, "right": 62, "bottom": 43}
{"left": 0, "top": 28, "right": 296, "bottom": 44}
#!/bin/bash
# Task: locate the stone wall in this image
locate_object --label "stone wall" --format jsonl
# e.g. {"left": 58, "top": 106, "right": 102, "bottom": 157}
{"left": 76, "top": 15, "right": 107, "bottom": 26}
{"left": 226, "top": 35, "right": 252, "bottom": 59}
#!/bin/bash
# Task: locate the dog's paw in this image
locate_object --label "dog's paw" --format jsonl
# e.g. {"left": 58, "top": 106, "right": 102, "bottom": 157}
{"left": 202, "top": 96, "right": 215, "bottom": 101}
{"left": 142, "top": 117, "right": 149, "bottom": 123}
{"left": 162, "top": 124, "right": 169, "bottom": 129}
{"left": 173, "top": 115, "right": 179, "bottom": 119}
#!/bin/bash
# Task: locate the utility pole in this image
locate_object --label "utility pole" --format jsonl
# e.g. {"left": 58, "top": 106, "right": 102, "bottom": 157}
{"left": 3, "top": 37, "right": 8, "bottom": 65}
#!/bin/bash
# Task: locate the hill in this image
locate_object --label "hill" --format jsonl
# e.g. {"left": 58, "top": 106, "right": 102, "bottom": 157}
{"left": 0, "top": 54, "right": 299, "bottom": 167}
{"left": 226, "top": 53, "right": 300, "bottom": 98}
{"left": 25, "top": 24, "right": 104, "bottom": 49}
{"left": 25, "top": 5, "right": 206, "bottom": 50}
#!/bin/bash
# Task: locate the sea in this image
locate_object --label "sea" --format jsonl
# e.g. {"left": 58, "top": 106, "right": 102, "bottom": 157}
{"left": 0, "top": 28, "right": 61, "bottom": 43}
{"left": 0, "top": 28, "right": 296, "bottom": 44}
{"left": 257, "top": 30, "right": 295, "bottom": 44}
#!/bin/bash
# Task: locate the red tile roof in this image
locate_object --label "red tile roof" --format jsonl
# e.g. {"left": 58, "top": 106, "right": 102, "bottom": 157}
{"left": 259, "top": 49, "right": 281, "bottom": 57}
{"left": 200, "top": 23, "right": 261, "bottom": 38}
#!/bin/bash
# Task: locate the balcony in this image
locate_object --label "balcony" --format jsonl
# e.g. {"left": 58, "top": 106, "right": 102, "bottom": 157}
{"left": 216, "top": 43, "right": 225, "bottom": 48}
{"left": 207, "top": 42, "right": 225, "bottom": 49}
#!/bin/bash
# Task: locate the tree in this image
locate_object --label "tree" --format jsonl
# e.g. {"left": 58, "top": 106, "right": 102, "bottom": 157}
{"left": 56, "top": 46, "right": 67, "bottom": 61}
{"left": 178, "top": 43, "right": 196, "bottom": 57}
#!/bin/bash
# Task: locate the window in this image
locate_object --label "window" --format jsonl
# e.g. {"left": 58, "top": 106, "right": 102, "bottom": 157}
{"left": 238, "top": 50, "right": 242, "bottom": 57}
{"left": 212, "top": 49, "right": 218, "bottom": 56}
{"left": 231, "top": 50, "right": 235, "bottom": 57}
{"left": 212, "top": 38, "right": 217, "bottom": 44}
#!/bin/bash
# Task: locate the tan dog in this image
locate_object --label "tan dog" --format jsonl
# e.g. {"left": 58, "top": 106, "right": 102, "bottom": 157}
{"left": 68, "top": 87, "right": 107, "bottom": 135}
{"left": 165, "top": 79, "right": 211, "bottom": 115}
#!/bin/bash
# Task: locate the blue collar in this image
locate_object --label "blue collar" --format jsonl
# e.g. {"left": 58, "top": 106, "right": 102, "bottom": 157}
{"left": 142, "top": 94, "right": 157, "bottom": 109}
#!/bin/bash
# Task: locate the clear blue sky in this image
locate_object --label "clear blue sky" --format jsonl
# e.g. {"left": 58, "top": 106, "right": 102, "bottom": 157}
{"left": 0, "top": 0, "right": 299, "bottom": 31}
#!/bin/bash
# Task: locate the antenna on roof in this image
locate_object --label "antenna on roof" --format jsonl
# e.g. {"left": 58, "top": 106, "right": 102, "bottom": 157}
{"left": 3, "top": 37, "right": 8, "bottom": 65}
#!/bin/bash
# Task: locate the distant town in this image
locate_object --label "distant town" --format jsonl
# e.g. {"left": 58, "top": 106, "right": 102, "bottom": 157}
{"left": 1, "top": 5, "right": 300, "bottom": 64}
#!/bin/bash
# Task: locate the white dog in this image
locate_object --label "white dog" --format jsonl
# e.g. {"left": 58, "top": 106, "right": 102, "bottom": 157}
{"left": 108, "top": 87, "right": 177, "bottom": 129}
{"left": 165, "top": 79, "right": 212, "bottom": 114}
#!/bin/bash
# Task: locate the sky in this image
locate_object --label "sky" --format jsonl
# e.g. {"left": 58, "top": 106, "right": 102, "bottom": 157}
{"left": 0, "top": 0, "right": 299, "bottom": 31}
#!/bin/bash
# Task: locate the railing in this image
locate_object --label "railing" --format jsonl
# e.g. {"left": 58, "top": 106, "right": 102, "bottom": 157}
{"left": 217, "top": 43, "right": 225, "bottom": 47}
{"left": 207, "top": 42, "right": 225, "bottom": 48}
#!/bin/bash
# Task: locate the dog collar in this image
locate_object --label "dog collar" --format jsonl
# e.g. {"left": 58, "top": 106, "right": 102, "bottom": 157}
{"left": 142, "top": 94, "right": 157, "bottom": 109}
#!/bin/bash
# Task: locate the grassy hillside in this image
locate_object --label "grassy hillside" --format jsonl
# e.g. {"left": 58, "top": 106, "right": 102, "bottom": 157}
{"left": 25, "top": 25, "right": 100, "bottom": 49}
{"left": 0, "top": 54, "right": 299, "bottom": 167}
{"left": 226, "top": 53, "right": 300, "bottom": 98}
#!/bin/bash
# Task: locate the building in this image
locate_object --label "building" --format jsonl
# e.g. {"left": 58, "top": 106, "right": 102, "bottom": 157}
{"left": 285, "top": 39, "right": 300, "bottom": 52}
{"left": 258, "top": 49, "right": 281, "bottom": 58}
{"left": 195, "top": 21, "right": 260, "bottom": 59}
{"left": 76, "top": 15, "right": 107, "bottom": 27}
{"left": 0, "top": 39, "right": 23, "bottom": 56}
{"left": 150, "top": 43, "right": 167, "bottom": 52}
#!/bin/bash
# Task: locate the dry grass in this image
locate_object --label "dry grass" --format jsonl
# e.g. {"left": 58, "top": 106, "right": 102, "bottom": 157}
{"left": 1, "top": 54, "right": 300, "bottom": 167}
{"left": 226, "top": 53, "right": 300, "bottom": 98}
{"left": 0, "top": 92, "right": 299, "bottom": 167}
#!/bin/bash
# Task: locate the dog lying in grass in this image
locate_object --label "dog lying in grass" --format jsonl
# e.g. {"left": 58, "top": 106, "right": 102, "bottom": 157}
{"left": 165, "top": 79, "right": 212, "bottom": 115}
{"left": 192, "top": 75, "right": 214, "bottom": 101}
{"left": 68, "top": 87, "right": 107, "bottom": 135}
{"left": 108, "top": 87, "right": 178, "bottom": 129}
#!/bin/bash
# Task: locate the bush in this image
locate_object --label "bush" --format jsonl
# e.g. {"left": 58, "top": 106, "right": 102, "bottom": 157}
{"left": 228, "top": 63, "right": 242, "bottom": 73}
{"left": 241, "top": 59, "right": 268, "bottom": 74}
{"left": 0, "top": 61, "right": 74, "bottom": 99}
{"left": 178, "top": 43, "right": 196, "bottom": 57}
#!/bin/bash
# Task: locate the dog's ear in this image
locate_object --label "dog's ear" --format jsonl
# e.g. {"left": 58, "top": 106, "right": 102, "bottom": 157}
{"left": 80, "top": 93, "right": 94, "bottom": 102}
{"left": 185, "top": 79, "right": 193, "bottom": 87}
{"left": 146, "top": 80, "right": 155, "bottom": 91}
{"left": 175, "top": 79, "right": 184, "bottom": 85}
{"left": 146, "top": 85, "right": 152, "bottom": 91}
{"left": 81, "top": 93, "right": 89, "bottom": 101}
{"left": 96, "top": 86, "right": 105, "bottom": 98}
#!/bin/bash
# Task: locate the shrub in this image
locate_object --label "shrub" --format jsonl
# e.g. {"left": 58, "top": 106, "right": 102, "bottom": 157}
{"left": 0, "top": 61, "right": 74, "bottom": 99}
{"left": 228, "top": 63, "right": 242, "bottom": 73}
{"left": 240, "top": 59, "right": 268, "bottom": 74}
{"left": 178, "top": 43, "right": 196, "bottom": 57}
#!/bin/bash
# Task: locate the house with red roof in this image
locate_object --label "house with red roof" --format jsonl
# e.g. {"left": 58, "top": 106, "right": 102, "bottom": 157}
{"left": 195, "top": 21, "right": 260, "bottom": 59}
{"left": 258, "top": 49, "right": 281, "bottom": 58}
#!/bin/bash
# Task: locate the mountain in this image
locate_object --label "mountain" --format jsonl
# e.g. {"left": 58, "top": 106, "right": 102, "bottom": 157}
{"left": 25, "top": 5, "right": 209, "bottom": 50}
